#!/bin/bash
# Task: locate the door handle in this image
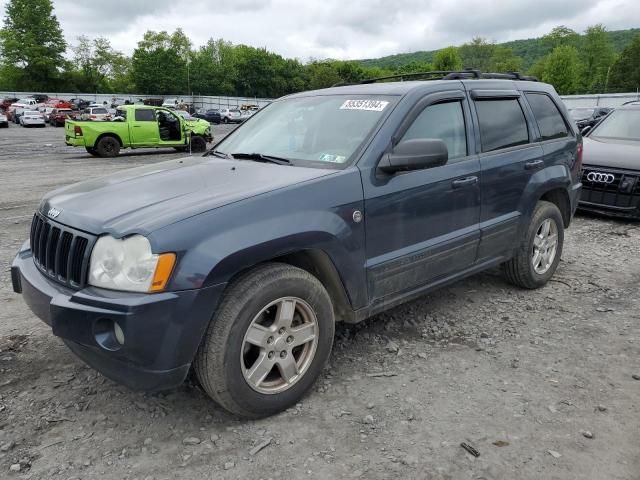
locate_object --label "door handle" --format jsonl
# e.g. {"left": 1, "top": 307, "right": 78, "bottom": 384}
{"left": 525, "top": 159, "right": 544, "bottom": 170}
{"left": 452, "top": 176, "right": 478, "bottom": 189}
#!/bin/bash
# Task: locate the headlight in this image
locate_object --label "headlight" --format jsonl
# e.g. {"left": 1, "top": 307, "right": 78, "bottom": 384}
{"left": 88, "top": 235, "right": 175, "bottom": 293}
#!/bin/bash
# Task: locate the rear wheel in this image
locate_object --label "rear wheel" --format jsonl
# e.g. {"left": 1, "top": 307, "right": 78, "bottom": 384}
{"left": 194, "top": 263, "right": 335, "bottom": 418}
{"left": 95, "top": 136, "right": 121, "bottom": 157}
{"left": 85, "top": 147, "right": 98, "bottom": 156}
{"left": 502, "top": 200, "right": 564, "bottom": 289}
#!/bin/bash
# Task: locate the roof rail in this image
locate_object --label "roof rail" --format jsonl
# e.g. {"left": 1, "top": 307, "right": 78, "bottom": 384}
{"left": 333, "top": 69, "right": 539, "bottom": 87}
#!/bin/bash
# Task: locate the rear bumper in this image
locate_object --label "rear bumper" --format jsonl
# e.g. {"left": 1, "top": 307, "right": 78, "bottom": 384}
{"left": 569, "top": 182, "right": 582, "bottom": 221}
{"left": 65, "top": 135, "right": 85, "bottom": 147}
{"left": 12, "top": 242, "right": 225, "bottom": 391}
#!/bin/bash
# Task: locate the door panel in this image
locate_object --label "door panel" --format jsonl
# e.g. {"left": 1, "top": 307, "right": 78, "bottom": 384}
{"left": 364, "top": 156, "right": 481, "bottom": 301}
{"left": 469, "top": 94, "right": 543, "bottom": 262}
{"left": 476, "top": 144, "right": 543, "bottom": 260}
{"left": 131, "top": 109, "right": 159, "bottom": 145}
{"left": 363, "top": 94, "right": 481, "bottom": 302}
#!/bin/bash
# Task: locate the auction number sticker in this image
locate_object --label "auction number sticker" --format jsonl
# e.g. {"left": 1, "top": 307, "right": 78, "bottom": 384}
{"left": 340, "top": 99, "right": 389, "bottom": 111}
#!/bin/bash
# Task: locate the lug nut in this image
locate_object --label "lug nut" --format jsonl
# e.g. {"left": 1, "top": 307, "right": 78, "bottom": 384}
{"left": 267, "top": 336, "right": 274, "bottom": 344}
{"left": 280, "top": 351, "right": 287, "bottom": 359}
{"left": 268, "top": 351, "right": 275, "bottom": 359}
{"left": 278, "top": 327, "right": 286, "bottom": 334}
{"left": 286, "top": 336, "right": 294, "bottom": 344}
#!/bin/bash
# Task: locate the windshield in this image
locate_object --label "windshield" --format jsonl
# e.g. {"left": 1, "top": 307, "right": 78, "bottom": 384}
{"left": 91, "top": 108, "right": 108, "bottom": 114}
{"left": 590, "top": 110, "right": 640, "bottom": 141}
{"left": 215, "top": 95, "right": 396, "bottom": 167}
{"left": 569, "top": 108, "right": 595, "bottom": 120}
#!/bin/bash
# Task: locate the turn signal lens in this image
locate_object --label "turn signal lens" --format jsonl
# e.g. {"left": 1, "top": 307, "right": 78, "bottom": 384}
{"left": 149, "top": 253, "right": 176, "bottom": 292}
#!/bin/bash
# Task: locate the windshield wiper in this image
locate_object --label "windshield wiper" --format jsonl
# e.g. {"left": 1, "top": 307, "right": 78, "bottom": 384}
{"left": 231, "top": 152, "right": 292, "bottom": 165}
{"left": 208, "top": 149, "right": 231, "bottom": 159}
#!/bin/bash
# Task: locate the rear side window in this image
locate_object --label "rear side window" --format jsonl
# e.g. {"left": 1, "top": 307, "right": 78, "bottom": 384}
{"left": 475, "top": 99, "right": 529, "bottom": 152}
{"left": 401, "top": 101, "right": 467, "bottom": 161}
{"left": 135, "top": 109, "right": 155, "bottom": 121}
{"left": 525, "top": 93, "right": 569, "bottom": 141}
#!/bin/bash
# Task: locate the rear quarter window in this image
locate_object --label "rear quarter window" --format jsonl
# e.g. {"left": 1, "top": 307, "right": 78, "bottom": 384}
{"left": 525, "top": 93, "right": 569, "bottom": 141}
{"left": 475, "top": 99, "right": 529, "bottom": 152}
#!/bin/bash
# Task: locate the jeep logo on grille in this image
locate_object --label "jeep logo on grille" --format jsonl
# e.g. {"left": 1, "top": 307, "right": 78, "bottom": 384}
{"left": 47, "top": 207, "right": 61, "bottom": 219}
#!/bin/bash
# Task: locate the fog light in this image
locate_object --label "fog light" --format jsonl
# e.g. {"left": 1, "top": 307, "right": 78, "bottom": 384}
{"left": 113, "top": 322, "right": 125, "bottom": 345}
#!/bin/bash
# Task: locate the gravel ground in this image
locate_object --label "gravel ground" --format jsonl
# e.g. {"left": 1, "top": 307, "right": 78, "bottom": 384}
{"left": 0, "top": 124, "right": 639, "bottom": 480}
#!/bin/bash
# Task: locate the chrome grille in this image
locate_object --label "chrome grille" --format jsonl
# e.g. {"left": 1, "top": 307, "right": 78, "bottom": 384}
{"left": 29, "top": 213, "right": 96, "bottom": 288}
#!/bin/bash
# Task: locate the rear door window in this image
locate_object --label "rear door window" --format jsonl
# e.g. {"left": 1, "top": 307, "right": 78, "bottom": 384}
{"left": 475, "top": 99, "right": 529, "bottom": 152}
{"left": 135, "top": 109, "right": 156, "bottom": 121}
{"left": 525, "top": 93, "right": 569, "bottom": 141}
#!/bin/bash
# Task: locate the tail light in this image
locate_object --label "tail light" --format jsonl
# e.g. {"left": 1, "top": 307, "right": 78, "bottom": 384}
{"left": 576, "top": 142, "right": 583, "bottom": 169}
{"left": 74, "top": 126, "right": 83, "bottom": 136}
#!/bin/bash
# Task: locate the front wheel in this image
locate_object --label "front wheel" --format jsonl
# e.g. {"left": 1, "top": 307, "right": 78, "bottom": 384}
{"left": 502, "top": 200, "right": 564, "bottom": 289}
{"left": 194, "top": 263, "right": 335, "bottom": 418}
{"left": 189, "top": 135, "right": 207, "bottom": 152}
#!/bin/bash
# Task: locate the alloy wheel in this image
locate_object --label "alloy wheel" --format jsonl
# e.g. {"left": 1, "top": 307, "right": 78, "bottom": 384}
{"left": 532, "top": 218, "right": 558, "bottom": 274}
{"left": 240, "top": 297, "right": 318, "bottom": 394}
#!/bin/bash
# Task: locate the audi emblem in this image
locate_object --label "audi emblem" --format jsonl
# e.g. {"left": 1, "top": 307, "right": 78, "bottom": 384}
{"left": 586, "top": 172, "right": 615, "bottom": 184}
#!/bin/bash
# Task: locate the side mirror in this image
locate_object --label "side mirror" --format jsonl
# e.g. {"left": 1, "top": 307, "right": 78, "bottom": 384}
{"left": 581, "top": 126, "right": 592, "bottom": 136}
{"left": 378, "top": 138, "right": 448, "bottom": 175}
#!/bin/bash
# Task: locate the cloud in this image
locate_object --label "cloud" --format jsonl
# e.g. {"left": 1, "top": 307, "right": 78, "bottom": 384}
{"left": 0, "top": 0, "right": 638, "bottom": 60}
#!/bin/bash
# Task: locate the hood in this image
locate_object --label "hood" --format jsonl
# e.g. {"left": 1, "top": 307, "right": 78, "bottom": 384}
{"left": 40, "top": 157, "right": 337, "bottom": 236}
{"left": 582, "top": 137, "right": 640, "bottom": 171}
{"left": 184, "top": 117, "right": 209, "bottom": 128}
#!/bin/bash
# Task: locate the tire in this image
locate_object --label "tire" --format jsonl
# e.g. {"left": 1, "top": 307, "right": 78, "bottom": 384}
{"left": 194, "top": 263, "right": 335, "bottom": 418}
{"left": 223, "top": 117, "right": 229, "bottom": 124}
{"left": 85, "top": 147, "right": 98, "bottom": 156}
{"left": 502, "top": 200, "right": 564, "bottom": 289}
{"left": 189, "top": 135, "right": 207, "bottom": 153}
{"left": 95, "top": 136, "right": 121, "bottom": 157}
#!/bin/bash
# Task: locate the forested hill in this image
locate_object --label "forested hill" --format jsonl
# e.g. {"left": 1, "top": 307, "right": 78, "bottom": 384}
{"left": 358, "top": 28, "right": 640, "bottom": 70}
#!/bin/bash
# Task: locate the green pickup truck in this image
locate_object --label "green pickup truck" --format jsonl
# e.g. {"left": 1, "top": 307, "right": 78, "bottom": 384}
{"left": 65, "top": 105, "right": 213, "bottom": 157}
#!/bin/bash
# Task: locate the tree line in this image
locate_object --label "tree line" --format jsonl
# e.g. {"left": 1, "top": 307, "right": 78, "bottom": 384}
{"left": 1, "top": 0, "right": 639, "bottom": 97}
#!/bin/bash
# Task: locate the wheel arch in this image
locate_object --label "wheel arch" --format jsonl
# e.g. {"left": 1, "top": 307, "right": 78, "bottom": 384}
{"left": 221, "top": 249, "right": 355, "bottom": 323}
{"left": 95, "top": 132, "right": 123, "bottom": 147}
{"left": 539, "top": 187, "right": 571, "bottom": 228}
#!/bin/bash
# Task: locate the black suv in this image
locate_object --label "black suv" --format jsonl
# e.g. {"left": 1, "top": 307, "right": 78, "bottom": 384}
{"left": 12, "top": 71, "right": 582, "bottom": 418}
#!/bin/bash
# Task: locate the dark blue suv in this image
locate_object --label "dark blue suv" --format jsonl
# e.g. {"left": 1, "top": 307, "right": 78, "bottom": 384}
{"left": 12, "top": 71, "right": 582, "bottom": 418}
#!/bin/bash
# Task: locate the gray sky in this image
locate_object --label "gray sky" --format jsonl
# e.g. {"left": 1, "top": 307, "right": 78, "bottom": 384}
{"left": 2, "top": 0, "right": 639, "bottom": 60}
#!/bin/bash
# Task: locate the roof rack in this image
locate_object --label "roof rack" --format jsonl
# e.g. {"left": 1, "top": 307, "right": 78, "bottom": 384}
{"left": 333, "top": 69, "right": 539, "bottom": 87}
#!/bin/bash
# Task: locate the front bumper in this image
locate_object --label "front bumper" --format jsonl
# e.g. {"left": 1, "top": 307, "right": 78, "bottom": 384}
{"left": 12, "top": 243, "right": 224, "bottom": 391}
{"left": 578, "top": 200, "right": 640, "bottom": 220}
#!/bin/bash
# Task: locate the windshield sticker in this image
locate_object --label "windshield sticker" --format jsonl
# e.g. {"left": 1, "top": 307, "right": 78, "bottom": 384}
{"left": 340, "top": 99, "right": 389, "bottom": 112}
{"left": 319, "top": 153, "right": 346, "bottom": 163}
